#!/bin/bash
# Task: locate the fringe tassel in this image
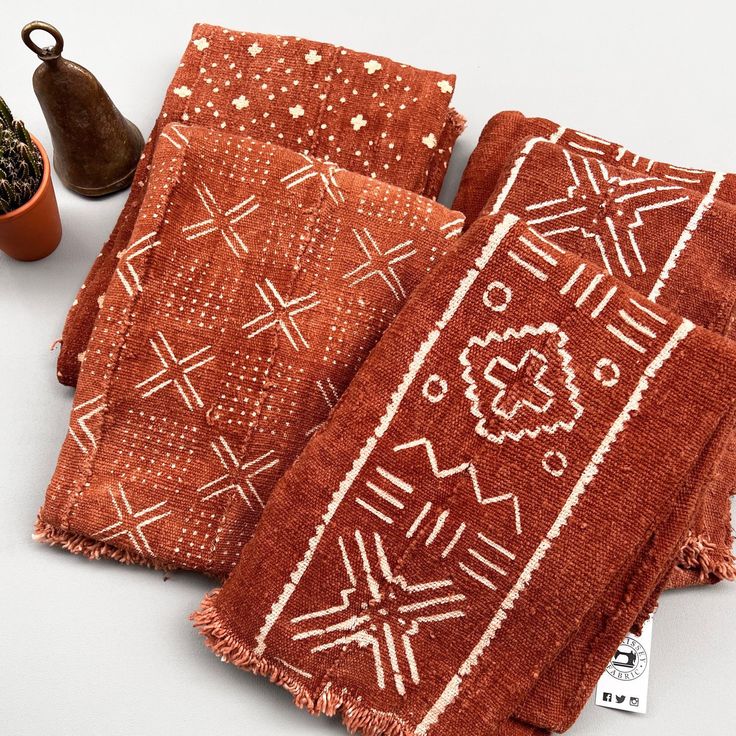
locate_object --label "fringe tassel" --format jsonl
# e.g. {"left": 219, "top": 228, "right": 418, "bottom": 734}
{"left": 192, "top": 590, "right": 413, "bottom": 736}
{"left": 33, "top": 517, "right": 171, "bottom": 573}
{"left": 676, "top": 531, "right": 736, "bottom": 582}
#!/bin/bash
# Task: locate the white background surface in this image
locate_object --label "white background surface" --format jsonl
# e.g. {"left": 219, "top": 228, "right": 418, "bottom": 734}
{"left": 1, "top": 1, "right": 735, "bottom": 734}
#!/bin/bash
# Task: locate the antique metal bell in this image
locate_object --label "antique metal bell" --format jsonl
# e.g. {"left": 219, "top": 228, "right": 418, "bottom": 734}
{"left": 21, "top": 21, "right": 144, "bottom": 197}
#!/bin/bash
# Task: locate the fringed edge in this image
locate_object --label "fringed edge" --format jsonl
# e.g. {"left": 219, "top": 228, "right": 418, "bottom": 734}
{"left": 33, "top": 517, "right": 171, "bottom": 574}
{"left": 675, "top": 531, "right": 736, "bottom": 582}
{"left": 192, "top": 590, "right": 414, "bottom": 736}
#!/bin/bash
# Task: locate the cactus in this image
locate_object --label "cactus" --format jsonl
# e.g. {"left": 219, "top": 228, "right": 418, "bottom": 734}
{"left": 0, "top": 96, "right": 43, "bottom": 215}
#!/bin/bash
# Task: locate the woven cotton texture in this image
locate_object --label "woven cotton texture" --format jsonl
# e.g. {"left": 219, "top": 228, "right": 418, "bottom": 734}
{"left": 55, "top": 22, "right": 464, "bottom": 388}
{"left": 193, "top": 213, "right": 736, "bottom": 736}
{"left": 453, "top": 114, "right": 736, "bottom": 588}
{"left": 35, "top": 122, "right": 464, "bottom": 578}
{"left": 453, "top": 110, "right": 736, "bottom": 227}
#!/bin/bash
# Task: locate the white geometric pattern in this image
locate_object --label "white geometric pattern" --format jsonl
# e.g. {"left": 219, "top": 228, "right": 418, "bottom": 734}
{"left": 459, "top": 322, "right": 584, "bottom": 445}
{"left": 135, "top": 331, "right": 214, "bottom": 410}
{"left": 94, "top": 482, "right": 171, "bottom": 556}
{"left": 393, "top": 437, "right": 523, "bottom": 535}
{"left": 196, "top": 435, "right": 278, "bottom": 509}
{"left": 68, "top": 394, "right": 105, "bottom": 454}
{"left": 524, "top": 149, "right": 689, "bottom": 278}
{"left": 242, "top": 279, "right": 320, "bottom": 351}
{"left": 115, "top": 231, "right": 161, "bottom": 297}
{"left": 182, "top": 182, "right": 259, "bottom": 257}
{"left": 280, "top": 155, "right": 345, "bottom": 205}
{"left": 290, "top": 529, "right": 465, "bottom": 695}
{"left": 343, "top": 227, "right": 416, "bottom": 301}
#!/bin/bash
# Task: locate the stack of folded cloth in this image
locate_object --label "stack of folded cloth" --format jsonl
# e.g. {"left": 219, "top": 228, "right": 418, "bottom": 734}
{"left": 452, "top": 111, "right": 736, "bottom": 590}
{"left": 35, "top": 24, "right": 736, "bottom": 736}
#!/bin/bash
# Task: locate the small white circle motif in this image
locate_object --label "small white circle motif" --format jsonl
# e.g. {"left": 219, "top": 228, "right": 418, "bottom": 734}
{"left": 482, "top": 281, "right": 512, "bottom": 312}
{"left": 422, "top": 374, "right": 448, "bottom": 404}
{"left": 542, "top": 450, "right": 567, "bottom": 478}
{"left": 594, "top": 357, "right": 620, "bottom": 387}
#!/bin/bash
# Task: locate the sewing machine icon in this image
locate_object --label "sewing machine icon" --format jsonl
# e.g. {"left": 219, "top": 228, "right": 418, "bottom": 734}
{"left": 612, "top": 648, "right": 637, "bottom": 669}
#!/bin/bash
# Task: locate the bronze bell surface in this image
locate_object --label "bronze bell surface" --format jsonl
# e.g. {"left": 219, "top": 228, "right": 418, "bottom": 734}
{"left": 21, "top": 20, "right": 144, "bottom": 197}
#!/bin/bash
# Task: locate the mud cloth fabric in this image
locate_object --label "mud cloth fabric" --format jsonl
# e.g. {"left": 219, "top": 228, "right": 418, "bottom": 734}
{"left": 452, "top": 112, "right": 736, "bottom": 588}
{"left": 55, "top": 23, "right": 464, "bottom": 389}
{"left": 193, "top": 213, "right": 736, "bottom": 736}
{"left": 453, "top": 110, "right": 736, "bottom": 228}
{"left": 35, "top": 123, "right": 464, "bottom": 579}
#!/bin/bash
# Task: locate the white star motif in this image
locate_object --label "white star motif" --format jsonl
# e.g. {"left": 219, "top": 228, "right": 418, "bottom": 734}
{"left": 173, "top": 86, "right": 192, "bottom": 98}
{"left": 231, "top": 95, "right": 250, "bottom": 110}
{"left": 291, "top": 530, "right": 465, "bottom": 695}
{"left": 351, "top": 114, "right": 367, "bottom": 131}
{"left": 343, "top": 227, "right": 416, "bottom": 300}
{"left": 289, "top": 104, "right": 305, "bottom": 119}
{"left": 242, "top": 279, "right": 320, "bottom": 351}
{"left": 182, "top": 182, "right": 259, "bottom": 257}
{"left": 363, "top": 59, "right": 383, "bottom": 75}
{"left": 422, "top": 133, "right": 438, "bottom": 149}
{"left": 304, "top": 49, "right": 322, "bottom": 65}
{"left": 135, "top": 331, "right": 215, "bottom": 410}
{"left": 523, "top": 149, "right": 691, "bottom": 278}
{"left": 192, "top": 37, "right": 209, "bottom": 51}
{"left": 197, "top": 436, "right": 279, "bottom": 509}
{"left": 248, "top": 41, "right": 263, "bottom": 57}
{"left": 94, "top": 483, "right": 171, "bottom": 557}
{"left": 436, "top": 80, "right": 453, "bottom": 94}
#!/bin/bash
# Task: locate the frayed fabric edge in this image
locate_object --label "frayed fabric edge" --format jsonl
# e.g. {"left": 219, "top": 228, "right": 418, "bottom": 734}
{"left": 192, "top": 590, "right": 415, "bottom": 736}
{"left": 32, "top": 516, "right": 171, "bottom": 574}
{"left": 675, "top": 530, "right": 736, "bottom": 582}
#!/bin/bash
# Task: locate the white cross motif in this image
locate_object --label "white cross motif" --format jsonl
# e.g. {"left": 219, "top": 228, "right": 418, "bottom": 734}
{"left": 196, "top": 436, "right": 279, "bottom": 509}
{"left": 242, "top": 279, "right": 320, "bottom": 351}
{"left": 350, "top": 114, "right": 368, "bottom": 131}
{"left": 343, "top": 227, "right": 416, "bottom": 301}
{"left": 280, "top": 155, "right": 345, "bottom": 205}
{"left": 68, "top": 394, "right": 105, "bottom": 454}
{"left": 115, "top": 231, "right": 160, "bottom": 296}
{"left": 182, "top": 182, "right": 259, "bottom": 258}
{"left": 135, "top": 331, "right": 215, "bottom": 410}
{"left": 290, "top": 529, "right": 465, "bottom": 695}
{"left": 524, "top": 149, "right": 690, "bottom": 279}
{"left": 93, "top": 483, "right": 171, "bottom": 556}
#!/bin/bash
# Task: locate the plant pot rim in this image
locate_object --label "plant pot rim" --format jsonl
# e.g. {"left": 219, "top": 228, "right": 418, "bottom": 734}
{"left": 0, "top": 134, "right": 51, "bottom": 222}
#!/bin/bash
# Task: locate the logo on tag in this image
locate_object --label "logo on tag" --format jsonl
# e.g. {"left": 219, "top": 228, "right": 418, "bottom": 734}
{"left": 595, "top": 616, "right": 653, "bottom": 714}
{"left": 605, "top": 635, "right": 648, "bottom": 681}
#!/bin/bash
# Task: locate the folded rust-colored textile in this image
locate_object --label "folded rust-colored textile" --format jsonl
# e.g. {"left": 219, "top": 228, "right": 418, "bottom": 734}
{"left": 454, "top": 120, "right": 736, "bottom": 588}
{"left": 193, "top": 213, "right": 736, "bottom": 736}
{"left": 453, "top": 110, "right": 736, "bottom": 227}
{"left": 56, "top": 22, "right": 464, "bottom": 388}
{"left": 35, "top": 122, "right": 464, "bottom": 579}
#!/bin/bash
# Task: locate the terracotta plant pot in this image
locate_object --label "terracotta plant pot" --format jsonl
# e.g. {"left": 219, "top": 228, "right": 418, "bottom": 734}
{"left": 0, "top": 136, "right": 62, "bottom": 261}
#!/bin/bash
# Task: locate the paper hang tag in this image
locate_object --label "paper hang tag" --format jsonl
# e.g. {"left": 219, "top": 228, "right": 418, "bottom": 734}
{"left": 595, "top": 615, "right": 653, "bottom": 714}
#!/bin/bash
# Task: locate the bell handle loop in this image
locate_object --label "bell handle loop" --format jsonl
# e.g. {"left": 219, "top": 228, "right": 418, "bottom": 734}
{"left": 21, "top": 21, "right": 64, "bottom": 61}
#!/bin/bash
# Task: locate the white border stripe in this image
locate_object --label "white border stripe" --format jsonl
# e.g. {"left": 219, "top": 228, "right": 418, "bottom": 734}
{"left": 415, "top": 318, "right": 695, "bottom": 735}
{"left": 489, "top": 138, "right": 546, "bottom": 216}
{"left": 647, "top": 172, "right": 724, "bottom": 302}
{"left": 253, "top": 213, "right": 521, "bottom": 656}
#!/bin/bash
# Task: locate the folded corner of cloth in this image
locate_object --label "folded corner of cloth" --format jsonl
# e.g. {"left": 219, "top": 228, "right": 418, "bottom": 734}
{"left": 54, "top": 23, "right": 465, "bottom": 389}
{"left": 191, "top": 211, "right": 736, "bottom": 735}
{"left": 35, "top": 120, "right": 466, "bottom": 578}
{"left": 452, "top": 111, "right": 736, "bottom": 590}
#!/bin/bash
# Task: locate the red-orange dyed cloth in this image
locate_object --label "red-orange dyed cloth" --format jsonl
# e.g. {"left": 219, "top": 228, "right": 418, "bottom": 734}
{"left": 194, "top": 213, "right": 736, "bottom": 736}
{"left": 453, "top": 110, "right": 736, "bottom": 227}
{"left": 55, "top": 23, "right": 464, "bottom": 388}
{"left": 35, "top": 122, "right": 464, "bottom": 579}
{"left": 452, "top": 112, "right": 736, "bottom": 589}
